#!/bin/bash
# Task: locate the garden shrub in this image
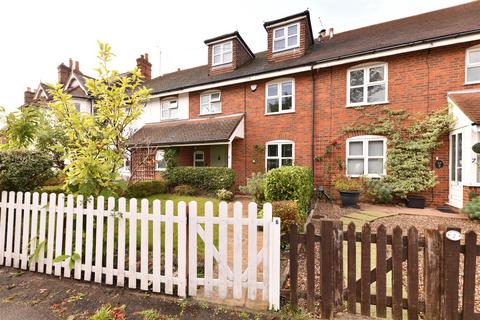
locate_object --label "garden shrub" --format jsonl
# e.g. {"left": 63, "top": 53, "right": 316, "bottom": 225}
{"left": 42, "top": 171, "right": 66, "bottom": 186}
{"left": 272, "top": 200, "right": 301, "bottom": 233}
{"left": 0, "top": 150, "right": 53, "bottom": 192}
{"left": 165, "top": 167, "right": 235, "bottom": 192}
{"left": 333, "top": 175, "right": 363, "bottom": 192}
{"left": 264, "top": 166, "right": 314, "bottom": 216}
{"left": 239, "top": 172, "right": 265, "bottom": 204}
{"left": 38, "top": 185, "right": 65, "bottom": 194}
{"left": 216, "top": 188, "right": 234, "bottom": 201}
{"left": 173, "top": 184, "right": 198, "bottom": 196}
{"left": 463, "top": 196, "right": 480, "bottom": 220}
{"left": 123, "top": 180, "right": 167, "bottom": 199}
{"left": 366, "top": 178, "right": 394, "bottom": 203}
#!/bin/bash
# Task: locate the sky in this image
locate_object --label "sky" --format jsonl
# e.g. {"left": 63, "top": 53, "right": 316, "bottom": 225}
{"left": 0, "top": 0, "right": 473, "bottom": 111}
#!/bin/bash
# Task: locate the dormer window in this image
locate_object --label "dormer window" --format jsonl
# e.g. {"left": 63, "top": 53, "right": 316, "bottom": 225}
{"left": 200, "top": 91, "right": 221, "bottom": 115}
{"left": 272, "top": 23, "right": 299, "bottom": 53}
{"left": 212, "top": 41, "right": 232, "bottom": 66}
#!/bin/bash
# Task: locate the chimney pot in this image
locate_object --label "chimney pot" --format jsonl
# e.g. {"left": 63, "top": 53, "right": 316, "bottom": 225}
{"left": 75, "top": 61, "right": 80, "bottom": 72}
{"left": 145, "top": 53, "right": 149, "bottom": 61}
{"left": 136, "top": 53, "right": 152, "bottom": 80}
{"left": 329, "top": 27, "right": 334, "bottom": 38}
{"left": 69, "top": 58, "right": 73, "bottom": 69}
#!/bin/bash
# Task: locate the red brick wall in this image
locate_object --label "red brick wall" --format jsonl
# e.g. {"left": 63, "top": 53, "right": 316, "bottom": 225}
{"left": 266, "top": 17, "right": 313, "bottom": 63}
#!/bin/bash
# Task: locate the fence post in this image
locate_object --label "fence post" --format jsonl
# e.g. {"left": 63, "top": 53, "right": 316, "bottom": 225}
{"left": 289, "top": 224, "right": 299, "bottom": 308}
{"left": 269, "top": 217, "right": 281, "bottom": 311}
{"left": 306, "top": 223, "right": 315, "bottom": 312}
{"left": 443, "top": 229, "right": 460, "bottom": 320}
{"left": 424, "top": 229, "right": 441, "bottom": 320}
{"left": 462, "top": 231, "right": 477, "bottom": 320}
{"left": 333, "top": 220, "right": 343, "bottom": 308}
{"left": 320, "top": 220, "right": 334, "bottom": 319}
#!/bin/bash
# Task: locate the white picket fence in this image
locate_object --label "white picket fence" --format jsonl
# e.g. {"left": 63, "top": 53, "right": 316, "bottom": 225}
{"left": 0, "top": 191, "right": 281, "bottom": 310}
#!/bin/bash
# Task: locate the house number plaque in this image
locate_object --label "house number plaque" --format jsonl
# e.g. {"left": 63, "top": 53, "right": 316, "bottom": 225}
{"left": 446, "top": 230, "right": 461, "bottom": 241}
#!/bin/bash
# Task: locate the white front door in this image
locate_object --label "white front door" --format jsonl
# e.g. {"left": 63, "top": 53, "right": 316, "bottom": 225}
{"left": 449, "top": 131, "right": 464, "bottom": 208}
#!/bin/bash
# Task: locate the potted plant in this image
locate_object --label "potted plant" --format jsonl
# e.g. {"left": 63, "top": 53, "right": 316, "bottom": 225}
{"left": 334, "top": 176, "right": 362, "bottom": 208}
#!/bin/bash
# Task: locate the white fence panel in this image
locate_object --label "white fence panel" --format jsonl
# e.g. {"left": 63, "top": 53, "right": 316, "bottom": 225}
{"left": 0, "top": 192, "right": 281, "bottom": 310}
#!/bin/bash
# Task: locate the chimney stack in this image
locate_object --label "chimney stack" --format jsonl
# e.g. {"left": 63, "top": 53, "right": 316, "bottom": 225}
{"left": 24, "top": 87, "right": 35, "bottom": 105}
{"left": 136, "top": 53, "right": 152, "bottom": 80}
{"left": 74, "top": 61, "right": 80, "bottom": 72}
{"left": 57, "top": 62, "right": 71, "bottom": 84}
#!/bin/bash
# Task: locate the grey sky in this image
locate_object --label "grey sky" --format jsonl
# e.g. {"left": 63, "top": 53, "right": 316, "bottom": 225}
{"left": 0, "top": 0, "right": 472, "bottom": 111}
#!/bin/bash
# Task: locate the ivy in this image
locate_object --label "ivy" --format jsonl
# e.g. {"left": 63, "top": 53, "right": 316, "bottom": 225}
{"left": 344, "top": 107, "right": 453, "bottom": 199}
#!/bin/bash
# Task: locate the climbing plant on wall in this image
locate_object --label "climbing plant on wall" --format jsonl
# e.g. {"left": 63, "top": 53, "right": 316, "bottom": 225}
{"left": 343, "top": 107, "right": 453, "bottom": 199}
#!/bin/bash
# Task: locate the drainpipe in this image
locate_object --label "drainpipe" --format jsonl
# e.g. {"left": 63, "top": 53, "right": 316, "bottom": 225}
{"left": 311, "top": 65, "right": 316, "bottom": 178}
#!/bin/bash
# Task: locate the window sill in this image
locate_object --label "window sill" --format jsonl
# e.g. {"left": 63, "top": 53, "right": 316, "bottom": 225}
{"left": 346, "top": 101, "right": 389, "bottom": 108}
{"left": 212, "top": 62, "right": 233, "bottom": 68}
{"left": 347, "top": 174, "right": 384, "bottom": 178}
{"left": 272, "top": 46, "right": 300, "bottom": 54}
{"left": 199, "top": 112, "right": 222, "bottom": 116}
{"left": 265, "top": 110, "right": 295, "bottom": 116}
{"left": 465, "top": 81, "right": 480, "bottom": 86}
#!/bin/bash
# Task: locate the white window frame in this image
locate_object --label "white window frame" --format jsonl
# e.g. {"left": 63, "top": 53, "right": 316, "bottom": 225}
{"left": 265, "top": 140, "right": 295, "bottom": 171}
{"left": 346, "top": 135, "right": 387, "bottom": 178}
{"left": 265, "top": 78, "right": 295, "bottom": 115}
{"left": 200, "top": 91, "right": 222, "bottom": 115}
{"left": 465, "top": 45, "right": 480, "bottom": 85}
{"left": 155, "top": 149, "right": 167, "bottom": 171}
{"left": 347, "top": 63, "right": 388, "bottom": 107}
{"left": 272, "top": 22, "right": 300, "bottom": 53}
{"left": 212, "top": 41, "right": 233, "bottom": 66}
{"left": 193, "top": 150, "right": 205, "bottom": 167}
{"left": 160, "top": 97, "right": 179, "bottom": 121}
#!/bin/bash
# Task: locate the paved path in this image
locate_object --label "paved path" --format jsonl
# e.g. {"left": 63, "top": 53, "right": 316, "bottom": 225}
{"left": 0, "top": 303, "right": 53, "bottom": 320}
{"left": 359, "top": 203, "right": 468, "bottom": 219}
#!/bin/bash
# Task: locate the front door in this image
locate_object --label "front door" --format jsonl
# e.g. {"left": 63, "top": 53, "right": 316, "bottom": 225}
{"left": 210, "top": 145, "right": 228, "bottom": 167}
{"left": 449, "top": 130, "right": 463, "bottom": 208}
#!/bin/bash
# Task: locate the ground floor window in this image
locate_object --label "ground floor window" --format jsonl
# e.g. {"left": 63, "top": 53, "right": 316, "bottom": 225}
{"left": 155, "top": 149, "right": 166, "bottom": 171}
{"left": 266, "top": 140, "right": 294, "bottom": 171}
{"left": 194, "top": 150, "right": 205, "bottom": 167}
{"left": 346, "top": 135, "right": 386, "bottom": 177}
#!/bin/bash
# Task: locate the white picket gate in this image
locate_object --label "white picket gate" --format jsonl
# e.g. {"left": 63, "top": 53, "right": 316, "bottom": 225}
{"left": 0, "top": 191, "right": 281, "bottom": 310}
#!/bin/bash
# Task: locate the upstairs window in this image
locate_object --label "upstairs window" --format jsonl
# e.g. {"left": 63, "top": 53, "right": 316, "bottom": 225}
{"left": 466, "top": 46, "right": 480, "bottom": 84}
{"left": 273, "top": 23, "right": 299, "bottom": 53}
{"left": 193, "top": 151, "right": 205, "bottom": 167}
{"left": 347, "top": 63, "right": 388, "bottom": 106}
{"left": 266, "top": 140, "right": 294, "bottom": 171}
{"left": 200, "top": 91, "right": 221, "bottom": 115}
{"left": 266, "top": 79, "right": 294, "bottom": 114}
{"left": 160, "top": 98, "right": 178, "bottom": 120}
{"left": 212, "top": 41, "right": 232, "bottom": 66}
{"left": 155, "top": 149, "right": 167, "bottom": 171}
{"left": 346, "top": 136, "right": 386, "bottom": 177}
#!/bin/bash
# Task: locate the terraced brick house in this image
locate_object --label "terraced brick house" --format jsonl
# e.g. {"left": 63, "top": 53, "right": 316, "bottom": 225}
{"left": 129, "top": 1, "right": 480, "bottom": 208}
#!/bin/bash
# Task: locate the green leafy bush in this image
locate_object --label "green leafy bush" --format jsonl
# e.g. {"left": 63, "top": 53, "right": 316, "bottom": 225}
{"left": 264, "top": 166, "right": 313, "bottom": 216}
{"left": 239, "top": 172, "right": 265, "bottom": 204}
{"left": 42, "top": 171, "right": 66, "bottom": 186}
{"left": 38, "top": 185, "right": 65, "bottom": 194}
{"left": 366, "top": 178, "right": 394, "bottom": 203}
{"left": 165, "top": 167, "right": 235, "bottom": 192}
{"left": 173, "top": 184, "right": 198, "bottom": 196}
{"left": 334, "top": 175, "right": 362, "bottom": 192}
{"left": 0, "top": 150, "right": 53, "bottom": 192}
{"left": 216, "top": 188, "right": 234, "bottom": 201}
{"left": 463, "top": 196, "right": 480, "bottom": 220}
{"left": 123, "top": 180, "right": 167, "bottom": 199}
{"left": 272, "top": 201, "right": 301, "bottom": 232}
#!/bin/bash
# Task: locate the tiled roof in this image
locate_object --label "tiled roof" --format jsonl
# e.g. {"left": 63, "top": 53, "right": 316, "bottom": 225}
{"left": 449, "top": 91, "right": 480, "bottom": 124}
{"left": 145, "top": 1, "right": 480, "bottom": 94}
{"left": 129, "top": 114, "right": 244, "bottom": 146}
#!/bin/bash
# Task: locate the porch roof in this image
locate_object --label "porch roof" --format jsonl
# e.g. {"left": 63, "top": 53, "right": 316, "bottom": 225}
{"left": 129, "top": 114, "right": 244, "bottom": 147}
{"left": 449, "top": 92, "right": 480, "bottom": 124}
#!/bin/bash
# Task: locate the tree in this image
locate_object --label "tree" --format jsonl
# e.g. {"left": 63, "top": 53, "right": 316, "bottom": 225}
{"left": 48, "top": 42, "right": 151, "bottom": 196}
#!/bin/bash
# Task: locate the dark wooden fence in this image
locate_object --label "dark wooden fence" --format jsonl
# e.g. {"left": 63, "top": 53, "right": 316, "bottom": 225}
{"left": 285, "top": 219, "right": 479, "bottom": 320}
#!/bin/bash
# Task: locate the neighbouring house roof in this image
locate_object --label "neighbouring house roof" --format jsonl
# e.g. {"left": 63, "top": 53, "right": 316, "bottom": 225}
{"left": 129, "top": 114, "right": 244, "bottom": 147}
{"left": 449, "top": 91, "right": 480, "bottom": 124}
{"left": 145, "top": 1, "right": 480, "bottom": 95}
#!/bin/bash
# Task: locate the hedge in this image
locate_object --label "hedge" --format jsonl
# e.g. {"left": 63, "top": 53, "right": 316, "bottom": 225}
{"left": 164, "top": 167, "right": 235, "bottom": 192}
{"left": 0, "top": 150, "right": 53, "bottom": 192}
{"left": 123, "top": 180, "right": 168, "bottom": 199}
{"left": 264, "top": 166, "right": 314, "bottom": 216}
